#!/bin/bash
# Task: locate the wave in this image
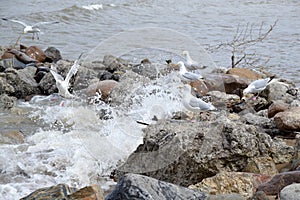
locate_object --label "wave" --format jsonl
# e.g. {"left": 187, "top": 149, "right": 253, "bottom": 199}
{"left": 82, "top": 4, "right": 103, "bottom": 11}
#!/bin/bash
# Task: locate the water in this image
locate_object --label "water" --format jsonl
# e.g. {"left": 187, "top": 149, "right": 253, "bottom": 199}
{"left": 0, "top": 1, "right": 299, "bottom": 199}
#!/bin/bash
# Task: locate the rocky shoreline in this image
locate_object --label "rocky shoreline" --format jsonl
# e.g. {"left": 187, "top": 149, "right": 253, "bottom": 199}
{"left": 1, "top": 44, "right": 300, "bottom": 200}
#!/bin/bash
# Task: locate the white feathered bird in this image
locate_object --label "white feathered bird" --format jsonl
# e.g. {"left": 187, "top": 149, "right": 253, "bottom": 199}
{"left": 182, "top": 50, "right": 206, "bottom": 70}
{"left": 182, "top": 84, "right": 216, "bottom": 112}
{"left": 2, "top": 18, "right": 59, "bottom": 40}
{"left": 178, "top": 61, "right": 203, "bottom": 81}
{"left": 50, "top": 53, "right": 83, "bottom": 98}
{"left": 243, "top": 77, "right": 271, "bottom": 95}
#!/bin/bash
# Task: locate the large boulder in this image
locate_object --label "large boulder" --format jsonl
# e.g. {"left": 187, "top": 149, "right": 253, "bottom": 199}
{"left": 106, "top": 173, "right": 208, "bottom": 200}
{"left": 274, "top": 107, "right": 300, "bottom": 132}
{"left": 226, "top": 68, "right": 262, "bottom": 80}
{"left": 263, "top": 80, "right": 297, "bottom": 103}
{"left": 280, "top": 183, "right": 300, "bottom": 200}
{"left": 115, "top": 113, "right": 293, "bottom": 187}
{"left": 267, "top": 100, "right": 289, "bottom": 118}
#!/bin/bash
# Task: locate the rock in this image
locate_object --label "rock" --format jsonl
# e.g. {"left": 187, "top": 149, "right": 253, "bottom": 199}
{"left": 0, "top": 94, "right": 15, "bottom": 109}
{"left": 85, "top": 80, "right": 118, "bottom": 101}
{"left": 25, "top": 46, "right": 47, "bottom": 62}
{"left": 189, "top": 172, "right": 270, "bottom": 199}
{"left": 208, "top": 193, "right": 246, "bottom": 200}
{"left": 106, "top": 173, "right": 208, "bottom": 200}
{"left": 115, "top": 114, "right": 293, "bottom": 187}
{"left": 0, "top": 130, "right": 25, "bottom": 144}
{"left": 38, "top": 71, "right": 57, "bottom": 95}
{"left": 4, "top": 67, "right": 40, "bottom": 98}
{"left": 98, "top": 71, "right": 120, "bottom": 81}
{"left": 256, "top": 171, "right": 300, "bottom": 195}
{"left": 21, "top": 184, "right": 104, "bottom": 200}
{"left": 20, "top": 184, "right": 77, "bottom": 200}
{"left": 251, "top": 191, "right": 273, "bottom": 200}
{"left": 221, "top": 74, "right": 250, "bottom": 96}
{"left": 263, "top": 80, "right": 296, "bottom": 103}
{"left": 190, "top": 80, "right": 210, "bottom": 96}
{"left": 241, "top": 113, "right": 272, "bottom": 128}
{"left": 267, "top": 100, "right": 289, "bottom": 118}
{"left": 243, "top": 156, "right": 278, "bottom": 176}
{"left": 8, "top": 49, "right": 37, "bottom": 64}
{"left": 103, "top": 54, "right": 128, "bottom": 73}
{"left": 73, "top": 65, "right": 99, "bottom": 91}
{"left": 274, "top": 107, "right": 300, "bottom": 132}
{"left": 68, "top": 185, "right": 104, "bottom": 200}
{"left": 226, "top": 68, "right": 262, "bottom": 80}
{"left": 280, "top": 183, "right": 300, "bottom": 200}
{"left": 44, "top": 46, "right": 62, "bottom": 63}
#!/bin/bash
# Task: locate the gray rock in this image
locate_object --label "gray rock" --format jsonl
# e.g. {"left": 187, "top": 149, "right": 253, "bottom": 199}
{"left": 263, "top": 80, "right": 296, "bottom": 103}
{"left": 44, "top": 46, "right": 62, "bottom": 63}
{"left": 106, "top": 173, "right": 208, "bottom": 200}
{"left": 103, "top": 54, "right": 129, "bottom": 73}
{"left": 38, "top": 71, "right": 57, "bottom": 95}
{"left": 208, "top": 193, "right": 246, "bottom": 200}
{"left": 115, "top": 113, "right": 293, "bottom": 187}
{"left": 0, "top": 94, "right": 15, "bottom": 110}
{"left": 4, "top": 67, "right": 40, "bottom": 98}
{"left": 280, "top": 183, "right": 300, "bottom": 200}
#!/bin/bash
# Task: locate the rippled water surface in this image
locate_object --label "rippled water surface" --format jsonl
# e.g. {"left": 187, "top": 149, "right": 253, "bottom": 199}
{"left": 0, "top": 1, "right": 299, "bottom": 199}
{"left": 0, "top": 0, "right": 299, "bottom": 85}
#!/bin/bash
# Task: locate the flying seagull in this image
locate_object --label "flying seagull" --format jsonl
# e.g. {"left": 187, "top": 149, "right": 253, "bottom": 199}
{"left": 50, "top": 53, "right": 83, "bottom": 98}
{"left": 182, "top": 84, "right": 216, "bottom": 112}
{"left": 2, "top": 18, "right": 59, "bottom": 40}
{"left": 243, "top": 77, "right": 271, "bottom": 96}
{"left": 177, "top": 61, "right": 203, "bottom": 81}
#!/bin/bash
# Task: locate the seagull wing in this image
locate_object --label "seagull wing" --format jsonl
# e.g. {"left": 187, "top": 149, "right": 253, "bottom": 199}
{"left": 182, "top": 71, "right": 203, "bottom": 80}
{"left": 50, "top": 65, "right": 64, "bottom": 82}
{"left": 32, "top": 21, "right": 59, "bottom": 28}
{"left": 253, "top": 78, "right": 270, "bottom": 90}
{"left": 2, "top": 18, "right": 27, "bottom": 27}
{"left": 64, "top": 53, "right": 83, "bottom": 85}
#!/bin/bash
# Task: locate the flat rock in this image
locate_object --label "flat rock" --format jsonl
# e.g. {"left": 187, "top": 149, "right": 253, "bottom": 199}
{"left": 274, "top": 107, "right": 300, "bottom": 132}
{"left": 280, "top": 183, "right": 300, "bottom": 200}
{"left": 267, "top": 100, "right": 289, "bottom": 118}
{"left": 106, "top": 173, "right": 208, "bottom": 200}
{"left": 189, "top": 172, "right": 270, "bottom": 199}
{"left": 226, "top": 68, "right": 262, "bottom": 80}
{"left": 256, "top": 171, "right": 300, "bottom": 195}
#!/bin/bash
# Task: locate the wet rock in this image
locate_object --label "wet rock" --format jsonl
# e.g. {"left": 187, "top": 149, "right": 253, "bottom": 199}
{"left": 85, "top": 79, "right": 118, "bottom": 101}
{"left": 44, "top": 46, "right": 62, "bottom": 63}
{"left": 0, "top": 130, "right": 25, "bottom": 144}
{"left": 267, "top": 100, "right": 289, "bottom": 118}
{"left": 256, "top": 171, "right": 300, "bottom": 195}
{"left": 208, "top": 193, "right": 246, "bottom": 200}
{"left": 243, "top": 156, "right": 278, "bottom": 176}
{"left": 106, "top": 173, "right": 208, "bottom": 200}
{"left": 25, "top": 46, "right": 47, "bottom": 62}
{"left": 190, "top": 80, "right": 210, "bottom": 96}
{"left": 20, "top": 184, "right": 77, "bottom": 200}
{"left": 263, "top": 80, "right": 296, "bottom": 103}
{"left": 274, "top": 107, "right": 300, "bottom": 132}
{"left": 189, "top": 172, "right": 270, "bottom": 199}
{"left": 226, "top": 68, "right": 262, "bottom": 80}
{"left": 103, "top": 54, "right": 128, "bottom": 73}
{"left": 98, "top": 71, "right": 120, "bottom": 81}
{"left": 8, "top": 49, "right": 37, "bottom": 64}
{"left": 115, "top": 114, "right": 292, "bottom": 187}
{"left": 38, "top": 72, "right": 57, "bottom": 95}
{"left": 0, "top": 93, "right": 15, "bottom": 109}
{"left": 73, "top": 65, "right": 99, "bottom": 91}
{"left": 4, "top": 67, "right": 40, "bottom": 98}
{"left": 221, "top": 74, "right": 249, "bottom": 96}
{"left": 68, "top": 185, "right": 104, "bottom": 200}
{"left": 280, "top": 183, "right": 300, "bottom": 200}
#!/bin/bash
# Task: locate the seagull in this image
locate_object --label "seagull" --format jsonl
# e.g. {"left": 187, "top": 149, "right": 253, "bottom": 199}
{"left": 2, "top": 18, "right": 59, "bottom": 40}
{"left": 50, "top": 53, "right": 83, "bottom": 98}
{"left": 182, "top": 50, "right": 206, "bottom": 70}
{"left": 177, "top": 61, "right": 203, "bottom": 81}
{"left": 182, "top": 84, "right": 216, "bottom": 112}
{"left": 243, "top": 77, "right": 271, "bottom": 96}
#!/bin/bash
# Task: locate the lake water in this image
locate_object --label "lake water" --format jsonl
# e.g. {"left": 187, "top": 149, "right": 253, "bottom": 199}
{"left": 0, "top": 1, "right": 299, "bottom": 199}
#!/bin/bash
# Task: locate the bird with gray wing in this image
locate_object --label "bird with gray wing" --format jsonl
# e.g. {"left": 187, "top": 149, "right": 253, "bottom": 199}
{"left": 243, "top": 77, "right": 271, "bottom": 96}
{"left": 50, "top": 53, "right": 83, "bottom": 98}
{"left": 177, "top": 61, "right": 203, "bottom": 82}
{"left": 2, "top": 18, "right": 59, "bottom": 40}
{"left": 182, "top": 84, "right": 216, "bottom": 112}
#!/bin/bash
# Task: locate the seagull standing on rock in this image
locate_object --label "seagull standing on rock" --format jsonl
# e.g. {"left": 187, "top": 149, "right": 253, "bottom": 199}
{"left": 50, "top": 53, "right": 83, "bottom": 99}
{"left": 243, "top": 77, "right": 271, "bottom": 97}
{"left": 2, "top": 18, "right": 59, "bottom": 40}
{"left": 182, "top": 50, "right": 207, "bottom": 70}
{"left": 177, "top": 61, "right": 203, "bottom": 82}
{"left": 182, "top": 84, "right": 216, "bottom": 112}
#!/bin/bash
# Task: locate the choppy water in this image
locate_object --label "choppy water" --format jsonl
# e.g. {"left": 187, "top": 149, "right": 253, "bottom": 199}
{"left": 0, "top": 1, "right": 300, "bottom": 199}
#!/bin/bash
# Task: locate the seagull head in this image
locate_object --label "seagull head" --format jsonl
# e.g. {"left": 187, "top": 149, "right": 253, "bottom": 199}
{"left": 177, "top": 61, "right": 186, "bottom": 72}
{"left": 182, "top": 50, "right": 189, "bottom": 57}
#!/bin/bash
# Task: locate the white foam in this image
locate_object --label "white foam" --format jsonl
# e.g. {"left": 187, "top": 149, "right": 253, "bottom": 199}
{"left": 82, "top": 4, "right": 103, "bottom": 11}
